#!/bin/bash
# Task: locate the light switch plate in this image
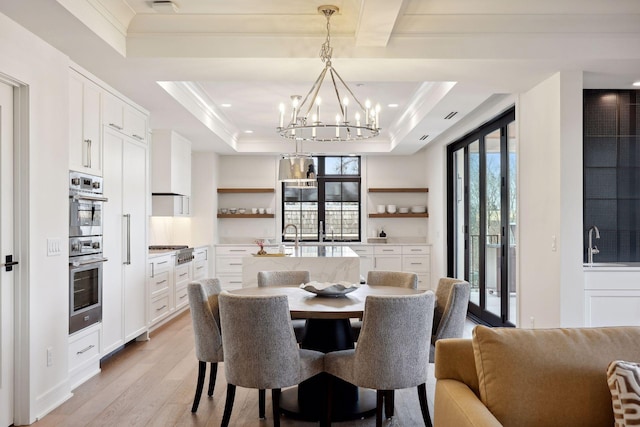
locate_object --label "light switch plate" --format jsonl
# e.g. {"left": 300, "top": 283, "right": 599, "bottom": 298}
{"left": 47, "top": 238, "right": 62, "bottom": 256}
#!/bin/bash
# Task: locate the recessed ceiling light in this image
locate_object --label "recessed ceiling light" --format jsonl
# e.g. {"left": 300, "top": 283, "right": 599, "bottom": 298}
{"left": 244, "top": 130, "right": 253, "bottom": 134}
{"left": 633, "top": 81, "right": 640, "bottom": 87}
{"left": 221, "top": 103, "right": 232, "bottom": 108}
{"left": 387, "top": 103, "right": 399, "bottom": 108}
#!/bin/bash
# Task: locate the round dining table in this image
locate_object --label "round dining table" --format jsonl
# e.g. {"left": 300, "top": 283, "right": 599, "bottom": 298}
{"left": 230, "top": 284, "right": 426, "bottom": 422}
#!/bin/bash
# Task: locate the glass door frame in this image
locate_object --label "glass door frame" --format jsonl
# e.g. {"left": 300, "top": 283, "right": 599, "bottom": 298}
{"left": 446, "top": 108, "right": 516, "bottom": 327}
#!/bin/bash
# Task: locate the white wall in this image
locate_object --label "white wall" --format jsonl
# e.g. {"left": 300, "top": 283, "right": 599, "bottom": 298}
{"left": 519, "top": 71, "right": 584, "bottom": 328}
{"left": 0, "top": 12, "right": 72, "bottom": 423}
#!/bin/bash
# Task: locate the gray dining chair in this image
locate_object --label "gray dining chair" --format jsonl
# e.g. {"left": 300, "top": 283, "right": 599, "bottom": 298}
{"left": 187, "top": 279, "right": 266, "bottom": 416}
{"left": 218, "top": 292, "right": 324, "bottom": 427}
{"left": 325, "top": 292, "right": 435, "bottom": 427}
{"left": 257, "top": 270, "right": 310, "bottom": 342}
{"left": 366, "top": 270, "right": 418, "bottom": 289}
{"left": 430, "top": 277, "right": 471, "bottom": 362}
{"left": 351, "top": 271, "right": 419, "bottom": 340}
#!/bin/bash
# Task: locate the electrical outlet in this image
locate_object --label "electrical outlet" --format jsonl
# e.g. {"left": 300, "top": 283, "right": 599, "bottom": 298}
{"left": 529, "top": 316, "right": 535, "bottom": 329}
{"left": 47, "top": 347, "right": 53, "bottom": 366}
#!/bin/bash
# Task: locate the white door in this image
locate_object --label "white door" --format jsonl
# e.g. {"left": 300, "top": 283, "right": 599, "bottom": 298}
{"left": 0, "top": 81, "right": 15, "bottom": 426}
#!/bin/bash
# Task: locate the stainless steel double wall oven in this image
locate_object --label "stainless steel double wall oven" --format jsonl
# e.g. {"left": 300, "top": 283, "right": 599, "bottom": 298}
{"left": 69, "top": 171, "right": 108, "bottom": 334}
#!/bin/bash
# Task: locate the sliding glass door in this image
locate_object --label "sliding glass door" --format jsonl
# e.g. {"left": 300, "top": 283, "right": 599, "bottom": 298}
{"left": 447, "top": 108, "right": 516, "bottom": 327}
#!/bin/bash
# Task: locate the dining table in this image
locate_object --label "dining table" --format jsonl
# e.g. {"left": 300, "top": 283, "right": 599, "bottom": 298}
{"left": 230, "top": 284, "right": 426, "bottom": 422}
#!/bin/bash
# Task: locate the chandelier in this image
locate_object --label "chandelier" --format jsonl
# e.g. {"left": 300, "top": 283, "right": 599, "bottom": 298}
{"left": 276, "top": 5, "right": 380, "bottom": 142}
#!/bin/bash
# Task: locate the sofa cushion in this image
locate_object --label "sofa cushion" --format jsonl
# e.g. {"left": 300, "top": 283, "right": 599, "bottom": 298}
{"left": 607, "top": 360, "right": 640, "bottom": 427}
{"left": 472, "top": 325, "right": 640, "bottom": 427}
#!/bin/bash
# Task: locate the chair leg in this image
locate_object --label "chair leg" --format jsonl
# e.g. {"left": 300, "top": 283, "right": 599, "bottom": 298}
{"left": 384, "top": 390, "right": 395, "bottom": 419}
{"left": 258, "top": 389, "right": 266, "bottom": 419}
{"left": 221, "top": 384, "right": 236, "bottom": 427}
{"left": 376, "top": 390, "right": 385, "bottom": 427}
{"left": 207, "top": 362, "right": 218, "bottom": 397}
{"left": 272, "top": 389, "right": 281, "bottom": 427}
{"left": 417, "top": 383, "right": 433, "bottom": 427}
{"left": 191, "top": 361, "right": 206, "bottom": 413}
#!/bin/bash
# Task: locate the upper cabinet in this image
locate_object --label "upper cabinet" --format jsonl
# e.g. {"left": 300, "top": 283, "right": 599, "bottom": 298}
{"left": 103, "top": 91, "right": 148, "bottom": 143}
{"left": 69, "top": 69, "right": 102, "bottom": 175}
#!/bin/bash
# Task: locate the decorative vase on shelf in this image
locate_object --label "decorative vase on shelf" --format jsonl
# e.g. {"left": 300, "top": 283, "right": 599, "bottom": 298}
{"left": 379, "top": 229, "right": 386, "bottom": 238}
{"left": 257, "top": 249, "right": 267, "bottom": 255}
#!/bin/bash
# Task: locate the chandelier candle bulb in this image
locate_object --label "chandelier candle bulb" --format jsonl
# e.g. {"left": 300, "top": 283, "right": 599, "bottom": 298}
{"left": 279, "top": 103, "right": 285, "bottom": 128}
{"left": 365, "top": 100, "right": 371, "bottom": 126}
{"left": 375, "top": 104, "right": 381, "bottom": 129}
{"left": 316, "top": 97, "right": 321, "bottom": 122}
{"left": 343, "top": 97, "right": 349, "bottom": 123}
{"left": 355, "top": 112, "right": 361, "bottom": 136}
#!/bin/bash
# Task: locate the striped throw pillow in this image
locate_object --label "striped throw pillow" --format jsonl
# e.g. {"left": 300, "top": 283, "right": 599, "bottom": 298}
{"left": 608, "top": 360, "right": 640, "bottom": 427}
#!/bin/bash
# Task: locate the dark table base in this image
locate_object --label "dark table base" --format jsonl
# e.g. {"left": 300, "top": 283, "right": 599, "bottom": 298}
{"left": 280, "top": 318, "right": 376, "bottom": 422}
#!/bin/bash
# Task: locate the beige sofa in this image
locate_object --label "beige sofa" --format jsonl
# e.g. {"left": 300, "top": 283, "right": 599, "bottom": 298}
{"left": 434, "top": 325, "right": 640, "bottom": 427}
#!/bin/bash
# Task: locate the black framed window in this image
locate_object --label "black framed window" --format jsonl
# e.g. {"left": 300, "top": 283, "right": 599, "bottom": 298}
{"left": 282, "top": 156, "right": 361, "bottom": 242}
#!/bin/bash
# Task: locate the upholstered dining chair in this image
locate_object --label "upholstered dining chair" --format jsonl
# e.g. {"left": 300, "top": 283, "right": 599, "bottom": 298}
{"left": 430, "top": 277, "right": 471, "bottom": 362}
{"left": 325, "top": 292, "right": 435, "bottom": 427}
{"left": 218, "top": 292, "right": 324, "bottom": 427}
{"left": 351, "top": 270, "right": 419, "bottom": 340}
{"left": 187, "top": 280, "right": 266, "bottom": 416}
{"left": 257, "top": 270, "right": 310, "bottom": 342}
{"left": 366, "top": 270, "right": 418, "bottom": 289}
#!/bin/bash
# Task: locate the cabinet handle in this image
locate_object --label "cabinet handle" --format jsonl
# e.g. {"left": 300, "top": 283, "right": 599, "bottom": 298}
{"left": 83, "top": 139, "right": 92, "bottom": 168}
{"left": 411, "top": 249, "right": 422, "bottom": 252}
{"left": 410, "top": 262, "right": 423, "bottom": 265}
{"left": 109, "top": 123, "right": 123, "bottom": 130}
{"left": 156, "top": 279, "right": 167, "bottom": 285}
{"left": 156, "top": 304, "right": 167, "bottom": 311}
{"left": 132, "top": 134, "right": 144, "bottom": 140}
{"left": 229, "top": 250, "right": 247, "bottom": 252}
{"left": 76, "top": 344, "right": 95, "bottom": 355}
{"left": 179, "top": 294, "right": 187, "bottom": 299}
{"left": 179, "top": 272, "right": 188, "bottom": 277}
{"left": 229, "top": 263, "right": 242, "bottom": 266}
{"left": 230, "top": 281, "right": 242, "bottom": 284}
{"left": 196, "top": 266, "right": 204, "bottom": 270}
{"left": 382, "top": 249, "right": 395, "bottom": 252}
{"left": 158, "top": 261, "right": 168, "bottom": 265}
{"left": 123, "top": 214, "right": 131, "bottom": 265}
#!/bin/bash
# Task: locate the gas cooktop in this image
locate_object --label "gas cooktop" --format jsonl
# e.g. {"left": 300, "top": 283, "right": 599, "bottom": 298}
{"left": 149, "top": 245, "right": 194, "bottom": 265}
{"left": 149, "top": 245, "right": 189, "bottom": 251}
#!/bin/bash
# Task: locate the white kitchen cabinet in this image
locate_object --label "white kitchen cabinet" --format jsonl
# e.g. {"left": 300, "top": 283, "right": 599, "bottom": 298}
{"left": 102, "top": 127, "right": 149, "bottom": 355}
{"left": 152, "top": 194, "right": 190, "bottom": 217}
{"left": 151, "top": 129, "right": 191, "bottom": 196}
{"left": 69, "top": 69, "right": 102, "bottom": 175}
{"left": 402, "top": 245, "right": 431, "bottom": 290}
{"left": 373, "top": 245, "right": 402, "bottom": 271}
{"left": 174, "top": 263, "right": 192, "bottom": 311}
{"left": 148, "top": 254, "right": 174, "bottom": 326}
{"left": 349, "top": 245, "right": 373, "bottom": 282}
{"left": 192, "top": 247, "right": 209, "bottom": 280}
{"left": 215, "top": 245, "right": 252, "bottom": 290}
{"left": 68, "top": 322, "right": 101, "bottom": 390}
{"left": 103, "top": 91, "right": 148, "bottom": 143}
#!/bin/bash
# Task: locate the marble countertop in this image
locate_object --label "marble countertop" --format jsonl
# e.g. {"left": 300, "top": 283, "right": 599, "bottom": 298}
{"left": 279, "top": 245, "right": 358, "bottom": 258}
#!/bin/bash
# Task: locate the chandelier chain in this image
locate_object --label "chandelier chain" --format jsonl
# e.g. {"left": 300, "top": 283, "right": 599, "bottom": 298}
{"left": 319, "top": 9, "right": 334, "bottom": 64}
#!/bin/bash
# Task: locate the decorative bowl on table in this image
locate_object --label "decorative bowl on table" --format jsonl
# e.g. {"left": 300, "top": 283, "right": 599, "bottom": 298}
{"left": 300, "top": 281, "right": 359, "bottom": 297}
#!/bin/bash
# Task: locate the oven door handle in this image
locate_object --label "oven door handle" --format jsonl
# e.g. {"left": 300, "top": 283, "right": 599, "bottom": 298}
{"left": 70, "top": 257, "right": 108, "bottom": 267}
{"left": 70, "top": 194, "right": 108, "bottom": 202}
{"left": 124, "top": 214, "right": 131, "bottom": 265}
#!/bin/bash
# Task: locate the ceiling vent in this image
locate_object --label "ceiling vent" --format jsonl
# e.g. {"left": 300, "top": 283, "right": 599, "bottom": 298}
{"left": 419, "top": 135, "right": 429, "bottom": 141}
{"left": 152, "top": 1, "right": 179, "bottom": 13}
{"left": 444, "top": 111, "right": 458, "bottom": 120}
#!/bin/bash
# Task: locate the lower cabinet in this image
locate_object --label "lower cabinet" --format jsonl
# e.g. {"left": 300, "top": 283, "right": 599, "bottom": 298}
{"left": 174, "top": 263, "right": 192, "bottom": 311}
{"left": 148, "top": 254, "right": 174, "bottom": 326}
{"left": 215, "top": 245, "right": 252, "bottom": 290}
{"left": 350, "top": 244, "right": 431, "bottom": 289}
{"left": 192, "top": 247, "right": 209, "bottom": 280}
{"left": 68, "top": 323, "right": 101, "bottom": 390}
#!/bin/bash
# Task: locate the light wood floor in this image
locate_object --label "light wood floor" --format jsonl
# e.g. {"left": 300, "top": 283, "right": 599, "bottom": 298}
{"left": 34, "top": 311, "right": 442, "bottom": 427}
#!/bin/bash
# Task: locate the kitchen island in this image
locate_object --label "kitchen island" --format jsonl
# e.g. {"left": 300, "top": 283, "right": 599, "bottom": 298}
{"left": 241, "top": 245, "right": 360, "bottom": 287}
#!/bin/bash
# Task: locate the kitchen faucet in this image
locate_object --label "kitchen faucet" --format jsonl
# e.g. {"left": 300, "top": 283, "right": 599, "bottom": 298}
{"left": 283, "top": 223, "right": 299, "bottom": 249}
{"left": 587, "top": 225, "right": 600, "bottom": 264}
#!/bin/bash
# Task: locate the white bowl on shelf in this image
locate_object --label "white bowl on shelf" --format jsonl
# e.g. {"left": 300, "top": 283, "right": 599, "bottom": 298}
{"left": 386, "top": 204, "right": 397, "bottom": 214}
{"left": 376, "top": 205, "right": 386, "bottom": 214}
{"left": 398, "top": 207, "right": 409, "bottom": 214}
{"left": 411, "top": 206, "right": 426, "bottom": 213}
